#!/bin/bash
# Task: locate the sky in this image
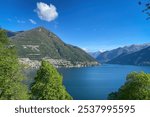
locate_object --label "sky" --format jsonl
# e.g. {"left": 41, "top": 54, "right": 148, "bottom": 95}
{"left": 0, "top": 0, "right": 150, "bottom": 51}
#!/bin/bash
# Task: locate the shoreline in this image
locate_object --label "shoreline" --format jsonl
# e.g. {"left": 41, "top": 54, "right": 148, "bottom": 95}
{"left": 19, "top": 58, "right": 100, "bottom": 69}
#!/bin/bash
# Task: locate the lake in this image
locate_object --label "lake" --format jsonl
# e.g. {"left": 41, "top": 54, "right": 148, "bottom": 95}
{"left": 58, "top": 64, "right": 150, "bottom": 100}
{"left": 25, "top": 64, "right": 150, "bottom": 100}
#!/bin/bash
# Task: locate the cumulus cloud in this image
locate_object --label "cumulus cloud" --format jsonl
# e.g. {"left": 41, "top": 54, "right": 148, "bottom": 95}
{"left": 29, "top": 19, "right": 37, "bottom": 24}
{"left": 35, "top": 2, "right": 58, "bottom": 22}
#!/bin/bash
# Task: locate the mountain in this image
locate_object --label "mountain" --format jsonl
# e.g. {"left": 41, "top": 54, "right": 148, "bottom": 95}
{"left": 1, "top": 29, "right": 23, "bottom": 37}
{"left": 9, "top": 27, "right": 98, "bottom": 67}
{"left": 108, "top": 46, "right": 150, "bottom": 66}
{"left": 96, "top": 44, "right": 150, "bottom": 63}
{"left": 6, "top": 30, "right": 16, "bottom": 37}
{"left": 88, "top": 51, "right": 101, "bottom": 58}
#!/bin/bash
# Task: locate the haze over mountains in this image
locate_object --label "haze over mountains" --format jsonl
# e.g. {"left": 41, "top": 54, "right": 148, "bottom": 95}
{"left": 6, "top": 27, "right": 98, "bottom": 67}
{"left": 96, "top": 44, "right": 150, "bottom": 63}
{"left": 88, "top": 51, "right": 101, "bottom": 58}
{"left": 89, "top": 43, "right": 150, "bottom": 66}
{"left": 108, "top": 46, "right": 150, "bottom": 66}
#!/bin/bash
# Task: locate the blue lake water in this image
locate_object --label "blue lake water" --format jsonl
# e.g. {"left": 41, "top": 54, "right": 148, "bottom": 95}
{"left": 58, "top": 64, "right": 150, "bottom": 100}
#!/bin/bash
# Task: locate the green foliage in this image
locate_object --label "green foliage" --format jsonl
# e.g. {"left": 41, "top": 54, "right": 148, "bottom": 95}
{"left": 139, "top": 1, "right": 150, "bottom": 20}
{"left": 0, "top": 30, "right": 29, "bottom": 100}
{"left": 108, "top": 72, "right": 150, "bottom": 100}
{"left": 31, "top": 61, "right": 72, "bottom": 100}
{"left": 0, "top": 30, "right": 9, "bottom": 44}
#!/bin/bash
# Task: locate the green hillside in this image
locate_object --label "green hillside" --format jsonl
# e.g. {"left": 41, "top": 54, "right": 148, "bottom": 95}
{"left": 10, "top": 27, "right": 97, "bottom": 65}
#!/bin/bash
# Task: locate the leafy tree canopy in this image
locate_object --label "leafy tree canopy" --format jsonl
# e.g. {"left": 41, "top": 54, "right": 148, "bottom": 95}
{"left": 139, "top": 0, "right": 150, "bottom": 20}
{"left": 108, "top": 72, "right": 150, "bottom": 100}
{"left": 31, "top": 61, "right": 72, "bottom": 100}
{"left": 0, "top": 30, "right": 9, "bottom": 44}
{"left": 0, "top": 30, "right": 29, "bottom": 100}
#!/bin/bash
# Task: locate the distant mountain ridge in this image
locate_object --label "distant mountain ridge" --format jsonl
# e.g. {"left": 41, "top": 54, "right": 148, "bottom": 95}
{"left": 8, "top": 27, "right": 98, "bottom": 67}
{"left": 108, "top": 46, "right": 150, "bottom": 66}
{"left": 88, "top": 51, "right": 101, "bottom": 58}
{"left": 96, "top": 44, "right": 150, "bottom": 63}
{"left": 3, "top": 29, "right": 23, "bottom": 37}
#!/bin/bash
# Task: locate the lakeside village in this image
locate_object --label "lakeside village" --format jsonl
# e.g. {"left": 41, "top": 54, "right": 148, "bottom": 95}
{"left": 19, "top": 58, "right": 99, "bottom": 69}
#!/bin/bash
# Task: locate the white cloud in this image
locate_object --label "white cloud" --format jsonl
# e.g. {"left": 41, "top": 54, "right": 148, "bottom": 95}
{"left": 7, "top": 18, "right": 12, "bottom": 22}
{"left": 17, "top": 20, "right": 25, "bottom": 24}
{"left": 29, "top": 19, "right": 37, "bottom": 24}
{"left": 99, "top": 49, "right": 106, "bottom": 52}
{"left": 82, "top": 48, "right": 89, "bottom": 52}
{"left": 54, "top": 21, "right": 59, "bottom": 29}
{"left": 35, "top": 2, "right": 58, "bottom": 22}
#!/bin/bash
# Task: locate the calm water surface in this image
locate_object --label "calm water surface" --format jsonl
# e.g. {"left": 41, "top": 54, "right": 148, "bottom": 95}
{"left": 58, "top": 64, "right": 150, "bottom": 100}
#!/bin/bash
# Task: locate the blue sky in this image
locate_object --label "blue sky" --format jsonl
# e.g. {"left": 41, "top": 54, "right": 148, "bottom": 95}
{"left": 0, "top": 0, "right": 150, "bottom": 51}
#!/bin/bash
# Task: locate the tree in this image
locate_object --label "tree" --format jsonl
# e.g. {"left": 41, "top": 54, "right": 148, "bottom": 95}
{"left": 31, "top": 61, "right": 72, "bottom": 100}
{"left": 0, "top": 30, "right": 29, "bottom": 100}
{"left": 108, "top": 72, "right": 150, "bottom": 100}
{"left": 0, "top": 30, "right": 9, "bottom": 44}
{"left": 139, "top": 0, "right": 150, "bottom": 20}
